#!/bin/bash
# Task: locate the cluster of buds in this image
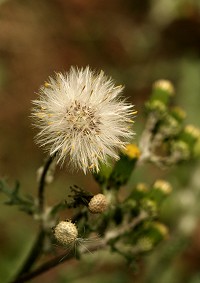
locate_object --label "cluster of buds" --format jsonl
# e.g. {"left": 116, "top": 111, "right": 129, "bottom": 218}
{"left": 124, "top": 180, "right": 172, "bottom": 218}
{"left": 140, "top": 79, "right": 200, "bottom": 166}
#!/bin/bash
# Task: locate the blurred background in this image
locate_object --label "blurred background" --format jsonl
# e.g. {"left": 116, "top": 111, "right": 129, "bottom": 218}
{"left": 1, "top": 0, "right": 200, "bottom": 282}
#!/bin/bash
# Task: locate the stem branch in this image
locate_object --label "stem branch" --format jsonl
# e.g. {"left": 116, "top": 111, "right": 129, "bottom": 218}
{"left": 10, "top": 211, "right": 147, "bottom": 283}
{"left": 12, "top": 154, "right": 56, "bottom": 283}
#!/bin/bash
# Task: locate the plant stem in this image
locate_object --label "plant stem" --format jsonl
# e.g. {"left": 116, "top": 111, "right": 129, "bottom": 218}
{"left": 10, "top": 211, "right": 147, "bottom": 283}
{"left": 12, "top": 155, "right": 56, "bottom": 283}
{"left": 10, "top": 250, "right": 74, "bottom": 283}
{"left": 38, "top": 154, "right": 55, "bottom": 213}
{"left": 13, "top": 229, "right": 45, "bottom": 279}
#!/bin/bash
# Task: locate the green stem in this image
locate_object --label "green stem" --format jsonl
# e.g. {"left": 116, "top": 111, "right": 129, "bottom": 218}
{"left": 13, "top": 229, "right": 45, "bottom": 279}
{"left": 10, "top": 242, "right": 101, "bottom": 283}
{"left": 10, "top": 211, "right": 147, "bottom": 283}
{"left": 12, "top": 154, "right": 56, "bottom": 282}
{"left": 38, "top": 154, "right": 55, "bottom": 213}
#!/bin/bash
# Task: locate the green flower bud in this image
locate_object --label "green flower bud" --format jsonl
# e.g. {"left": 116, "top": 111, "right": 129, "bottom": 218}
{"left": 136, "top": 236, "right": 153, "bottom": 252}
{"left": 151, "top": 79, "right": 175, "bottom": 105}
{"left": 145, "top": 100, "right": 167, "bottom": 115}
{"left": 170, "top": 106, "right": 186, "bottom": 123}
{"left": 141, "top": 199, "right": 157, "bottom": 216}
{"left": 149, "top": 180, "right": 172, "bottom": 204}
{"left": 129, "top": 183, "right": 149, "bottom": 202}
{"left": 159, "top": 115, "right": 181, "bottom": 137}
{"left": 171, "top": 140, "right": 190, "bottom": 160}
{"left": 153, "top": 180, "right": 172, "bottom": 195}
{"left": 152, "top": 221, "right": 169, "bottom": 239}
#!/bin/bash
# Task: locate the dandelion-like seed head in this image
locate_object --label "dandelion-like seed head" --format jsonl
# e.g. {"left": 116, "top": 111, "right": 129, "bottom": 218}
{"left": 32, "top": 67, "right": 135, "bottom": 173}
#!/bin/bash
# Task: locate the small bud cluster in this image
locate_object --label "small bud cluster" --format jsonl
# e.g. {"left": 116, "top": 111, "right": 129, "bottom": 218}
{"left": 140, "top": 79, "right": 200, "bottom": 166}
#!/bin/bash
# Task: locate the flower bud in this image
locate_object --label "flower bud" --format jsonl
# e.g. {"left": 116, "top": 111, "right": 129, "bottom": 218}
{"left": 145, "top": 100, "right": 167, "bottom": 115}
{"left": 137, "top": 237, "right": 153, "bottom": 252}
{"left": 88, "top": 193, "right": 108, "bottom": 214}
{"left": 171, "top": 140, "right": 190, "bottom": 160}
{"left": 153, "top": 79, "right": 175, "bottom": 96}
{"left": 141, "top": 199, "right": 157, "bottom": 216}
{"left": 54, "top": 220, "right": 78, "bottom": 245}
{"left": 128, "top": 183, "right": 149, "bottom": 203}
{"left": 146, "top": 79, "right": 174, "bottom": 113}
{"left": 170, "top": 106, "right": 186, "bottom": 122}
{"left": 152, "top": 222, "right": 169, "bottom": 239}
{"left": 123, "top": 144, "right": 141, "bottom": 160}
{"left": 153, "top": 180, "right": 172, "bottom": 195}
{"left": 184, "top": 125, "right": 200, "bottom": 141}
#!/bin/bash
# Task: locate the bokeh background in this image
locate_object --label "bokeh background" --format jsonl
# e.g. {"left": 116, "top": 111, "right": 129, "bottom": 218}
{"left": 1, "top": 0, "right": 200, "bottom": 282}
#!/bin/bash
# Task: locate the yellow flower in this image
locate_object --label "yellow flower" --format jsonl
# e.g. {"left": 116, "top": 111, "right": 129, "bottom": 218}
{"left": 123, "top": 144, "right": 141, "bottom": 159}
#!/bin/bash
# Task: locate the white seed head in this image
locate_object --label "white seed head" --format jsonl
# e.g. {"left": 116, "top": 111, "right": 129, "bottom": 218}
{"left": 54, "top": 220, "right": 78, "bottom": 246}
{"left": 32, "top": 66, "right": 135, "bottom": 173}
{"left": 88, "top": 193, "right": 108, "bottom": 214}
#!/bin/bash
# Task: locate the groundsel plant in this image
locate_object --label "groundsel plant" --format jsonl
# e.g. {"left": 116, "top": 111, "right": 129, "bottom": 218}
{"left": 1, "top": 72, "right": 200, "bottom": 283}
{"left": 32, "top": 66, "right": 136, "bottom": 173}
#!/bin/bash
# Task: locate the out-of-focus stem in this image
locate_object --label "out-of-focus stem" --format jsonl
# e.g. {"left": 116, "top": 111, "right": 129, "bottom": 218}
{"left": 13, "top": 229, "right": 45, "bottom": 279}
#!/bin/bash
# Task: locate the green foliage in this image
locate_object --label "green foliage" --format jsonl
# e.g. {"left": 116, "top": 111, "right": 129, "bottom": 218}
{"left": 0, "top": 180, "right": 35, "bottom": 215}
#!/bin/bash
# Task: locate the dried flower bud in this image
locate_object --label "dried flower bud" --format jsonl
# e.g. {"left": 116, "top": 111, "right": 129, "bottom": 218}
{"left": 88, "top": 193, "right": 108, "bottom": 214}
{"left": 54, "top": 220, "right": 78, "bottom": 245}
